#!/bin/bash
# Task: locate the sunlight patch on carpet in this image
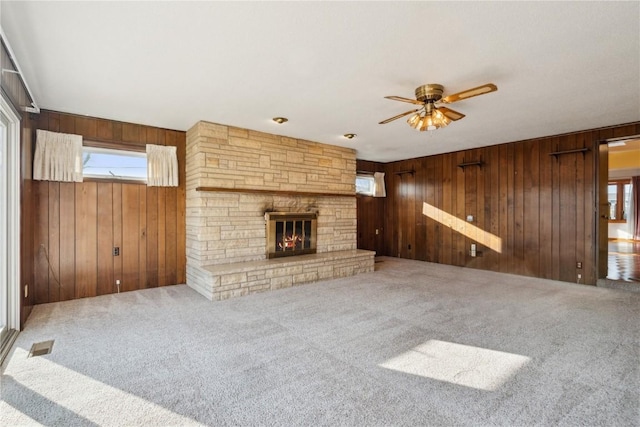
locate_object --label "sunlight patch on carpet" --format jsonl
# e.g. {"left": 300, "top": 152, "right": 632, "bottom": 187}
{"left": 9, "top": 348, "right": 204, "bottom": 425}
{"left": 379, "top": 339, "right": 530, "bottom": 391}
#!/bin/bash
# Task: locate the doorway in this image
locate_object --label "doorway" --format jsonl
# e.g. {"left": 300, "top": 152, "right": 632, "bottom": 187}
{"left": 598, "top": 137, "right": 640, "bottom": 288}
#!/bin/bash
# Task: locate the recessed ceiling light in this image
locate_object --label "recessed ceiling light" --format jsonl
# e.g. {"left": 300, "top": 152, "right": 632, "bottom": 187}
{"left": 343, "top": 133, "right": 357, "bottom": 139}
{"left": 272, "top": 117, "right": 288, "bottom": 124}
{"left": 608, "top": 141, "right": 626, "bottom": 147}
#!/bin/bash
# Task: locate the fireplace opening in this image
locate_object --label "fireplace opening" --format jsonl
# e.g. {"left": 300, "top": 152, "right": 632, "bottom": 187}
{"left": 266, "top": 212, "right": 317, "bottom": 259}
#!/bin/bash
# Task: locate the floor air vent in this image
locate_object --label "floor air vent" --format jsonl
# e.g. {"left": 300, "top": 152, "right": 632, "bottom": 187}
{"left": 29, "top": 340, "right": 54, "bottom": 357}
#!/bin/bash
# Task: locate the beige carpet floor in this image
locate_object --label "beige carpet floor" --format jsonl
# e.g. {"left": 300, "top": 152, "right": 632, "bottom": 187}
{"left": 1, "top": 257, "right": 638, "bottom": 426}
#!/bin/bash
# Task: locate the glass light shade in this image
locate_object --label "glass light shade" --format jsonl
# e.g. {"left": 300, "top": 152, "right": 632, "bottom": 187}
{"left": 407, "top": 108, "right": 452, "bottom": 132}
{"left": 407, "top": 113, "right": 422, "bottom": 128}
{"left": 419, "top": 116, "right": 434, "bottom": 131}
{"left": 433, "top": 109, "right": 452, "bottom": 126}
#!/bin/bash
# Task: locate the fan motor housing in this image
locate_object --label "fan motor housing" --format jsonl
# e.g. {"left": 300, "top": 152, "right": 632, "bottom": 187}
{"left": 415, "top": 84, "right": 444, "bottom": 103}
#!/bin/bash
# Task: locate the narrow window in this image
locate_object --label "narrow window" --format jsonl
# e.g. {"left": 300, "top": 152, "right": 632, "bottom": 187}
{"left": 608, "top": 179, "right": 631, "bottom": 222}
{"left": 356, "top": 175, "right": 375, "bottom": 196}
{"left": 82, "top": 146, "right": 147, "bottom": 182}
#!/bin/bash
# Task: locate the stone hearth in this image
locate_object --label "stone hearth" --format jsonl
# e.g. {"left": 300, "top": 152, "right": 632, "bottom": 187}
{"left": 185, "top": 121, "right": 374, "bottom": 301}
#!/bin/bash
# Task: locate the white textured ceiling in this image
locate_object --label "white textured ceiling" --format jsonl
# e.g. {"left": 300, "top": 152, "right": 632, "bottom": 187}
{"left": 2, "top": 1, "right": 639, "bottom": 162}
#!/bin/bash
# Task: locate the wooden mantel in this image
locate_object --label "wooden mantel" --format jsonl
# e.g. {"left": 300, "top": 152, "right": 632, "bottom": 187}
{"left": 195, "top": 187, "right": 355, "bottom": 198}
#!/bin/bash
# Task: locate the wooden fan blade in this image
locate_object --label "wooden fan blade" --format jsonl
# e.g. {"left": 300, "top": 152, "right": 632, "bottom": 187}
{"left": 379, "top": 108, "right": 421, "bottom": 124}
{"left": 437, "top": 106, "right": 465, "bottom": 121}
{"left": 384, "top": 95, "right": 424, "bottom": 106}
{"left": 441, "top": 83, "right": 497, "bottom": 104}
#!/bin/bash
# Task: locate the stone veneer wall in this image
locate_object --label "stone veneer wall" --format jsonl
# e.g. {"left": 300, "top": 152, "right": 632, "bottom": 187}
{"left": 185, "top": 121, "right": 373, "bottom": 300}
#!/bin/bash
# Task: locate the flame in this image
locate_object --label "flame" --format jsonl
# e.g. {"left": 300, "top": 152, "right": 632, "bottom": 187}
{"left": 278, "top": 234, "right": 302, "bottom": 249}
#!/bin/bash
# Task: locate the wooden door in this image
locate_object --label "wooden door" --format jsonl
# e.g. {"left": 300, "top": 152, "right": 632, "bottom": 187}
{"left": 356, "top": 195, "right": 384, "bottom": 254}
{"left": 395, "top": 172, "right": 416, "bottom": 259}
{"left": 597, "top": 142, "right": 609, "bottom": 280}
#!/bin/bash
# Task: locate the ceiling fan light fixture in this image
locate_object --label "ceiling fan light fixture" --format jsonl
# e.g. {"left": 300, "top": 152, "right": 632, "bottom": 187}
{"left": 343, "top": 133, "right": 357, "bottom": 139}
{"left": 407, "top": 108, "right": 450, "bottom": 132}
{"left": 380, "top": 82, "right": 496, "bottom": 132}
{"left": 272, "top": 117, "right": 288, "bottom": 124}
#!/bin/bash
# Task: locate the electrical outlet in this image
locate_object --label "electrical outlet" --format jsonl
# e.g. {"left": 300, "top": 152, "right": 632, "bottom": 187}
{"left": 113, "top": 247, "right": 120, "bottom": 256}
{"left": 576, "top": 262, "right": 582, "bottom": 269}
{"left": 116, "top": 279, "right": 120, "bottom": 285}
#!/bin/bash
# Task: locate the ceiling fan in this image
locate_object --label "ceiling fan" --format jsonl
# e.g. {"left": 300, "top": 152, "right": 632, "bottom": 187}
{"left": 379, "top": 83, "right": 498, "bottom": 131}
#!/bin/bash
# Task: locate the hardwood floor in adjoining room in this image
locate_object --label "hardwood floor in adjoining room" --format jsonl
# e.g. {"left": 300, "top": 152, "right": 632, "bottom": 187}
{"left": 608, "top": 240, "right": 640, "bottom": 282}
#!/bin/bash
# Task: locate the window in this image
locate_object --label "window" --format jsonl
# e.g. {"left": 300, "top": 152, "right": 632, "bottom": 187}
{"left": 356, "top": 175, "right": 375, "bottom": 196}
{"left": 608, "top": 179, "right": 631, "bottom": 222}
{"left": 82, "top": 146, "right": 146, "bottom": 182}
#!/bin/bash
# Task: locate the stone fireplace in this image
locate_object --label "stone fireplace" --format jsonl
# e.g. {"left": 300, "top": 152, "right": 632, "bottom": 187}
{"left": 185, "top": 121, "right": 375, "bottom": 301}
{"left": 265, "top": 212, "right": 317, "bottom": 258}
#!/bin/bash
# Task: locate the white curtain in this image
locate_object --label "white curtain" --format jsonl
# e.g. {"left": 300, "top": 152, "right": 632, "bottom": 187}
{"left": 146, "top": 144, "right": 178, "bottom": 187}
{"left": 373, "top": 172, "right": 386, "bottom": 197}
{"left": 33, "top": 130, "right": 83, "bottom": 182}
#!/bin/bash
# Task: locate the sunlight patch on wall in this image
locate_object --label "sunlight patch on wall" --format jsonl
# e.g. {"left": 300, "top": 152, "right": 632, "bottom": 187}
{"left": 379, "top": 339, "right": 530, "bottom": 391}
{"left": 422, "top": 202, "right": 503, "bottom": 253}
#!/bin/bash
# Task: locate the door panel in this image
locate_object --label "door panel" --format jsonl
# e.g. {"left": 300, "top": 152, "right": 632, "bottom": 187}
{"left": 598, "top": 143, "right": 609, "bottom": 279}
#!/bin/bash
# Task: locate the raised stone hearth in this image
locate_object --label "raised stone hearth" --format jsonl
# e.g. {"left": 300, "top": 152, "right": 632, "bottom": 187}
{"left": 189, "top": 250, "right": 374, "bottom": 301}
{"left": 185, "top": 121, "right": 374, "bottom": 301}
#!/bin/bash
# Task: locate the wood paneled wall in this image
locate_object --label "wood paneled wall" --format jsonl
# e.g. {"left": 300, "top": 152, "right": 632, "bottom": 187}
{"left": 32, "top": 110, "right": 186, "bottom": 303}
{"left": 360, "top": 122, "right": 640, "bottom": 285}
{"left": 356, "top": 160, "right": 385, "bottom": 254}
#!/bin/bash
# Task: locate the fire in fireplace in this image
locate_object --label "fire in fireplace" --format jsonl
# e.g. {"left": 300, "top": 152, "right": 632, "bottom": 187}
{"left": 265, "top": 212, "right": 317, "bottom": 258}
